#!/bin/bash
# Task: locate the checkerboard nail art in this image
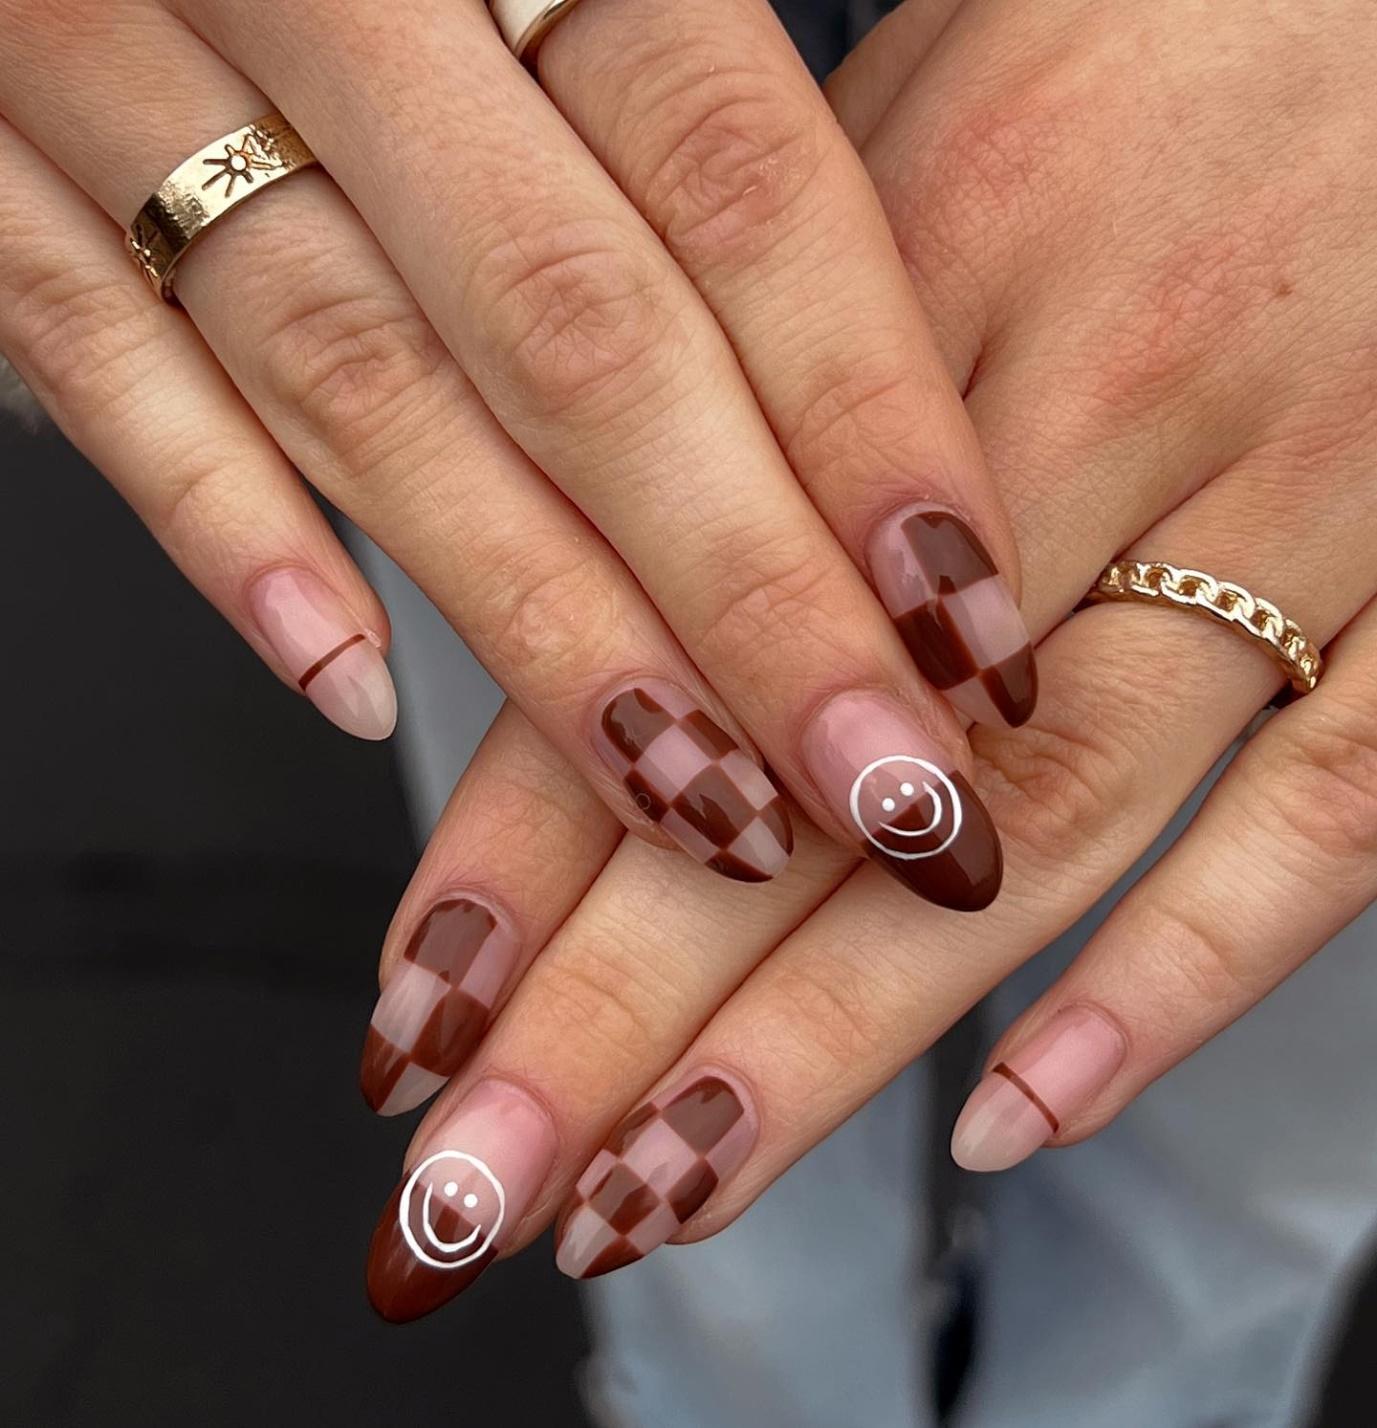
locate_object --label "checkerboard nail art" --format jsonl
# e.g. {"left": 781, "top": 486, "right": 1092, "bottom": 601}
{"left": 360, "top": 896, "right": 518, "bottom": 1116}
{"left": 595, "top": 682, "right": 792, "bottom": 881}
{"left": 869, "top": 505, "right": 1037, "bottom": 728}
{"left": 556, "top": 1072, "right": 757, "bottom": 1280}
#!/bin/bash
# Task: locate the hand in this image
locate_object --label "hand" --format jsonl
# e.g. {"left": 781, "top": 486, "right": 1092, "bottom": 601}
{"left": 354, "top": 0, "right": 1377, "bottom": 1318}
{"left": 0, "top": 0, "right": 1036, "bottom": 907}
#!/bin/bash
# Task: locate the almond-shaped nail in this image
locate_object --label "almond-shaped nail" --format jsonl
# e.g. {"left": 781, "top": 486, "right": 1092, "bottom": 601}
{"left": 361, "top": 896, "right": 519, "bottom": 1117}
{"left": 951, "top": 1007, "right": 1126, "bottom": 1172}
{"left": 869, "top": 504, "right": 1037, "bottom": 728}
{"left": 801, "top": 690, "right": 1002, "bottom": 911}
{"left": 248, "top": 567, "right": 396, "bottom": 740}
{"left": 594, "top": 681, "right": 792, "bottom": 882}
{"left": 366, "top": 1079, "right": 556, "bottom": 1323}
{"left": 555, "top": 1070, "right": 756, "bottom": 1280}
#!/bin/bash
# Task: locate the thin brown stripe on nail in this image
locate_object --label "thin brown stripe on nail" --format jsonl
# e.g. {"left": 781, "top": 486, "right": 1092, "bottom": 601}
{"left": 992, "top": 1062, "right": 1060, "bottom": 1133}
{"left": 298, "top": 632, "right": 367, "bottom": 690}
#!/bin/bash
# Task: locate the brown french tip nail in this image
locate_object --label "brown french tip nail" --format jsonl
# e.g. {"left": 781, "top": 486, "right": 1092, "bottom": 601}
{"left": 365, "top": 1079, "right": 556, "bottom": 1324}
{"left": 360, "top": 896, "right": 519, "bottom": 1117}
{"left": 555, "top": 1070, "right": 757, "bottom": 1280}
{"left": 869, "top": 504, "right": 1037, "bottom": 729}
{"left": 801, "top": 690, "right": 1002, "bottom": 912}
{"left": 594, "top": 680, "right": 792, "bottom": 882}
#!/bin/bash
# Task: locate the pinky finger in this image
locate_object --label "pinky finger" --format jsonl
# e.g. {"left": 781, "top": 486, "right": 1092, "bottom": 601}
{"left": 952, "top": 596, "right": 1377, "bottom": 1171}
{"left": 0, "top": 118, "right": 396, "bottom": 740}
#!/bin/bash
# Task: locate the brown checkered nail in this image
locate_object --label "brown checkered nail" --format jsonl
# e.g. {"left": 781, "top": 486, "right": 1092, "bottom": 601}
{"left": 595, "top": 682, "right": 792, "bottom": 882}
{"left": 555, "top": 1072, "right": 757, "bottom": 1280}
{"left": 869, "top": 504, "right": 1037, "bottom": 728}
{"left": 360, "top": 896, "right": 519, "bottom": 1116}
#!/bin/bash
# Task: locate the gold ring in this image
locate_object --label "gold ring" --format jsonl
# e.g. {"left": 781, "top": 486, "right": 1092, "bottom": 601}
{"left": 1086, "top": 559, "right": 1324, "bottom": 695}
{"left": 489, "top": 0, "right": 585, "bottom": 62}
{"left": 126, "top": 113, "right": 318, "bottom": 303}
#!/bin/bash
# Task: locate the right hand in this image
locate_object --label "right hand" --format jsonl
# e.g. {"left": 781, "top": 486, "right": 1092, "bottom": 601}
{"left": 0, "top": 0, "right": 1034, "bottom": 908}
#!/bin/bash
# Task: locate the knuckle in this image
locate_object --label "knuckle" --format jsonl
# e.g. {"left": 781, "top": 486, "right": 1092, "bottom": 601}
{"left": 474, "top": 221, "right": 678, "bottom": 418}
{"left": 632, "top": 63, "right": 828, "bottom": 265}
{"left": 780, "top": 356, "right": 921, "bottom": 489}
{"left": 528, "top": 937, "right": 675, "bottom": 1076}
{"left": 1144, "top": 902, "right": 1262, "bottom": 1008}
{"left": 257, "top": 281, "right": 448, "bottom": 457}
{"left": 467, "top": 533, "right": 627, "bottom": 688}
{"left": 692, "top": 533, "right": 846, "bottom": 662}
{"left": 10, "top": 259, "right": 163, "bottom": 421}
{"left": 764, "top": 956, "right": 893, "bottom": 1077}
{"left": 979, "top": 697, "right": 1140, "bottom": 879}
{"left": 1248, "top": 704, "right": 1377, "bottom": 865}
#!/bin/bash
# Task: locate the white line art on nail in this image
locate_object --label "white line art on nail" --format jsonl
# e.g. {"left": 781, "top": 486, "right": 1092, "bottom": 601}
{"left": 399, "top": 1150, "right": 506, "bottom": 1270}
{"left": 848, "top": 755, "right": 963, "bottom": 860}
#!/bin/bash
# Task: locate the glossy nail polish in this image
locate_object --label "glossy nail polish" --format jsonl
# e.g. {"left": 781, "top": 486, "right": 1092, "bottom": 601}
{"left": 361, "top": 896, "right": 519, "bottom": 1117}
{"left": 801, "top": 690, "right": 1002, "bottom": 911}
{"left": 595, "top": 681, "right": 792, "bottom": 882}
{"left": 248, "top": 567, "right": 396, "bottom": 740}
{"left": 555, "top": 1071, "right": 756, "bottom": 1280}
{"left": 951, "top": 1007, "right": 1126, "bottom": 1172}
{"left": 869, "top": 504, "right": 1037, "bottom": 728}
{"left": 366, "top": 1079, "right": 556, "bottom": 1323}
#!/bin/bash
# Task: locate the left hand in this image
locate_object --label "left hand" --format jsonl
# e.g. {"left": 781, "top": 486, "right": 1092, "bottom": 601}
{"left": 359, "top": 0, "right": 1377, "bottom": 1318}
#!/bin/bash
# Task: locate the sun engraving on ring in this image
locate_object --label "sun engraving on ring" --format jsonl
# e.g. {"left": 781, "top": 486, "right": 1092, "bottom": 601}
{"left": 201, "top": 132, "right": 279, "bottom": 198}
{"left": 127, "top": 217, "right": 163, "bottom": 281}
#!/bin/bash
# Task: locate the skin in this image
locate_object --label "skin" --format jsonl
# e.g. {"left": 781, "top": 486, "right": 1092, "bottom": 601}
{"left": 374, "top": 0, "right": 1377, "bottom": 1293}
{"left": 0, "top": 0, "right": 1024, "bottom": 884}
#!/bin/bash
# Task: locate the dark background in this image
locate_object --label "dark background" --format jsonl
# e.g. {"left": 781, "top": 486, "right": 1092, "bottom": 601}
{"left": 2, "top": 4, "right": 1372, "bottom": 1425}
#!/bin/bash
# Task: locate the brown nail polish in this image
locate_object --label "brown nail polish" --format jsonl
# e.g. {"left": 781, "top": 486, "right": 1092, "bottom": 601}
{"left": 869, "top": 505, "right": 1037, "bottom": 728}
{"left": 556, "top": 1072, "right": 757, "bottom": 1279}
{"left": 595, "top": 681, "right": 792, "bottom": 882}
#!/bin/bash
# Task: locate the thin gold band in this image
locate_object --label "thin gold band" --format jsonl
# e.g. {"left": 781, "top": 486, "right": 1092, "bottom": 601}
{"left": 1087, "top": 559, "right": 1324, "bottom": 695}
{"left": 488, "top": 0, "right": 586, "bottom": 62}
{"left": 126, "top": 113, "right": 318, "bottom": 303}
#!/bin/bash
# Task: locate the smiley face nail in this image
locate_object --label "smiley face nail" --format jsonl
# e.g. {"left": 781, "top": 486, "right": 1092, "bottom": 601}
{"left": 367, "top": 1080, "right": 556, "bottom": 1323}
{"left": 802, "top": 691, "right": 1002, "bottom": 911}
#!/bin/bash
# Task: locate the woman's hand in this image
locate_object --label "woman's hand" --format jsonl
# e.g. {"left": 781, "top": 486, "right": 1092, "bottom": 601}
{"left": 0, "top": 0, "right": 1035, "bottom": 906}
{"left": 354, "top": 0, "right": 1377, "bottom": 1316}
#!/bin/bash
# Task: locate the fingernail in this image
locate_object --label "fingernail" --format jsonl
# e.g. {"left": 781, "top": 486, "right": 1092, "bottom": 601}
{"left": 801, "top": 690, "right": 1002, "bottom": 911}
{"left": 951, "top": 1007, "right": 1126, "bottom": 1172}
{"left": 247, "top": 567, "right": 397, "bottom": 740}
{"left": 868, "top": 504, "right": 1037, "bottom": 728}
{"left": 361, "top": 896, "right": 520, "bottom": 1117}
{"left": 366, "top": 1078, "right": 556, "bottom": 1323}
{"left": 594, "top": 681, "right": 792, "bottom": 882}
{"left": 556, "top": 1070, "right": 756, "bottom": 1280}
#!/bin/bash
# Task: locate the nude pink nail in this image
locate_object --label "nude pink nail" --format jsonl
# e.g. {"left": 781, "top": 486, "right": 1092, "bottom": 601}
{"left": 247, "top": 568, "right": 396, "bottom": 740}
{"left": 950, "top": 1007, "right": 1127, "bottom": 1172}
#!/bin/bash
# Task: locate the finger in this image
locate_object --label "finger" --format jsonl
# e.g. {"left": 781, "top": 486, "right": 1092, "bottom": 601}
{"left": 547, "top": 471, "right": 1377, "bottom": 1280}
{"left": 0, "top": 115, "right": 396, "bottom": 740}
{"left": 365, "top": 810, "right": 853, "bottom": 1318}
{"left": 825, "top": 0, "right": 967, "bottom": 147}
{"left": 169, "top": 0, "right": 1007, "bottom": 908}
{"left": 361, "top": 700, "right": 624, "bottom": 1116}
{"left": 951, "top": 594, "right": 1377, "bottom": 1171}
{"left": 0, "top": 3, "right": 794, "bottom": 883}
{"left": 542, "top": 0, "right": 1038, "bottom": 730}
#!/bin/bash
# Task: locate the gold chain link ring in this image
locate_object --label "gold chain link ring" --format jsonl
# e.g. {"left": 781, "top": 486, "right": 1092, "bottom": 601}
{"left": 1086, "top": 559, "right": 1324, "bottom": 696}
{"left": 126, "top": 113, "right": 318, "bottom": 303}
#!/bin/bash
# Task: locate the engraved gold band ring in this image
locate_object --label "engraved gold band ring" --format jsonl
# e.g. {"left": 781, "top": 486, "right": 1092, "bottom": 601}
{"left": 1087, "top": 559, "right": 1324, "bottom": 696}
{"left": 489, "top": 0, "right": 586, "bottom": 62}
{"left": 126, "top": 113, "right": 318, "bottom": 303}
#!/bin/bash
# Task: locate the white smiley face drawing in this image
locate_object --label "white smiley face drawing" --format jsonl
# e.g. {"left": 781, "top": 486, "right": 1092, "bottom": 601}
{"left": 848, "top": 755, "right": 963, "bottom": 861}
{"left": 399, "top": 1150, "right": 506, "bottom": 1271}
